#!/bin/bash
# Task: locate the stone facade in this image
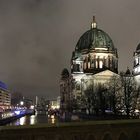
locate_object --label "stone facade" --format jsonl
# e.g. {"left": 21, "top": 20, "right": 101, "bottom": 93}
{"left": 60, "top": 17, "right": 120, "bottom": 112}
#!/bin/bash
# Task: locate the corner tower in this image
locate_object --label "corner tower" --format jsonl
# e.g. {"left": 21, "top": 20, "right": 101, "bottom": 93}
{"left": 133, "top": 43, "right": 140, "bottom": 85}
{"left": 133, "top": 43, "right": 140, "bottom": 75}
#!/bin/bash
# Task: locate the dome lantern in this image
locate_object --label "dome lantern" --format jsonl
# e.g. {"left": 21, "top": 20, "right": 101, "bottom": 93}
{"left": 91, "top": 16, "right": 97, "bottom": 29}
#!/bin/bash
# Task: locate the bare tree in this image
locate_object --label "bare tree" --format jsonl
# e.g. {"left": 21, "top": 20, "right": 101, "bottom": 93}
{"left": 107, "top": 75, "right": 122, "bottom": 115}
{"left": 84, "top": 84, "right": 107, "bottom": 115}
{"left": 84, "top": 86, "right": 95, "bottom": 115}
{"left": 120, "top": 72, "right": 138, "bottom": 117}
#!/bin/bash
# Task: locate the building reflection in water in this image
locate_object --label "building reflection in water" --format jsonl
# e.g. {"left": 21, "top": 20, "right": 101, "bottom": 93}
{"left": 19, "top": 116, "right": 26, "bottom": 125}
{"left": 51, "top": 118, "right": 55, "bottom": 124}
{"left": 6, "top": 112, "right": 58, "bottom": 126}
{"left": 48, "top": 115, "right": 56, "bottom": 124}
{"left": 30, "top": 115, "right": 36, "bottom": 125}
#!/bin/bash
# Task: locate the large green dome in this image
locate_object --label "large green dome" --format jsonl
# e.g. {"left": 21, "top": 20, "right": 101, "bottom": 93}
{"left": 75, "top": 18, "right": 114, "bottom": 52}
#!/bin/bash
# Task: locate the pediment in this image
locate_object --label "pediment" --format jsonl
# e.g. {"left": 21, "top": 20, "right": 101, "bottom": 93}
{"left": 93, "top": 70, "right": 119, "bottom": 77}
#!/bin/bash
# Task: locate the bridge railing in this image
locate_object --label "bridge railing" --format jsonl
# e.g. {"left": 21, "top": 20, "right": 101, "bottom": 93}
{"left": 0, "top": 119, "right": 140, "bottom": 140}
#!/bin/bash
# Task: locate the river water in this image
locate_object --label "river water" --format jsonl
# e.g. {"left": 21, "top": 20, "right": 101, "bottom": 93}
{"left": 6, "top": 111, "right": 57, "bottom": 126}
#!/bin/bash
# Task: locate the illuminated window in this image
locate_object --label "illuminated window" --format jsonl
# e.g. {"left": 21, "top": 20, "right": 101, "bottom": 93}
{"left": 88, "top": 62, "right": 90, "bottom": 68}
{"left": 138, "top": 66, "right": 140, "bottom": 73}
{"left": 80, "top": 63, "right": 83, "bottom": 72}
{"left": 99, "top": 60, "right": 103, "bottom": 68}
{"left": 135, "top": 58, "right": 138, "bottom": 65}
{"left": 135, "top": 68, "right": 138, "bottom": 73}
{"left": 96, "top": 61, "right": 98, "bottom": 68}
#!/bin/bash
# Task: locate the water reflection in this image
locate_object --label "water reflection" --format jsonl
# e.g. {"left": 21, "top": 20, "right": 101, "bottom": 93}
{"left": 30, "top": 115, "right": 36, "bottom": 125}
{"left": 51, "top": 118, "right": 55, "bottom": 124}
{"left": 20, "top": 116, "right": 26, "bottom": 125}
{"left": 6, "top": 111, "right": 57, "bottom": 126}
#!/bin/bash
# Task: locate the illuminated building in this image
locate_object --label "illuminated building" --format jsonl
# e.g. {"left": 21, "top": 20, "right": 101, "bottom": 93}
{"left": 133, "top": 43, "right": 140, "bottom": 84}
{"left": 0, "top": 81, "right": 11, "bottom": 110}
{"left": 60, "top": 16, "right": 120, "bottom": 111}
{"left": 71, "top": 16, "right": 119, "bottom": 100}
{"left": 133, "top": 43, "right": 140, "bottom": 110}
{"left": 49, "top": 97, "right": 61, "bottom": 110}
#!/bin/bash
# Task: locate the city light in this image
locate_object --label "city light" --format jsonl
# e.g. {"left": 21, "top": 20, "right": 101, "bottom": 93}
{"left": 19, "top": 116, "right": 26, "bottom": 125}
{"left": 30, "top": 105, "right": 34, "bottom": 109}
{"left": 14, "top": 110, "right": 20, "bottom": 115}
{"left": 30, "top": 115, "right": 36, "bottom": 125}
{"left": 20, "top": 101, "right": 24, "bottom": 106}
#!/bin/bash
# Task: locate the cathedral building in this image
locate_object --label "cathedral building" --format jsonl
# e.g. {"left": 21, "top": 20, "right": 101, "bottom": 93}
{"left": 60, "top": 17, "right": 120, "bottom": 111}
{"left": 133, "top": 43, "right": 140, "bottom": 85}
{"left": 71, "top": 17, "right": 119, "bottom": 98}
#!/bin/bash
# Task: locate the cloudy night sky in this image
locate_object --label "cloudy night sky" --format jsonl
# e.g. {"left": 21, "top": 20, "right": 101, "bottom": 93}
{"left": 0, "top": 0, "right": 139, "bottom": 99}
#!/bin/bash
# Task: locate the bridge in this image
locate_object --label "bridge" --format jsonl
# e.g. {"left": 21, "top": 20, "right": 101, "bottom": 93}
{"left": 0, "top": 109, "right": 35, "bottom": 125}
{"left": 0, "top": 119, "right": 140, "bottom": 140}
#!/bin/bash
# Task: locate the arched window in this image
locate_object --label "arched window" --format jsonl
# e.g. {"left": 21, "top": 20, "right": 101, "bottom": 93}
{"left": 71, "top": 64, "right": 73, "bottom": 70}
{"left": 80, "top": 62, "right": 83, "bottom": 72}
{"left": 96, "top": 60, "right": 98, "bottom": 68}
{"left": 76, "top": 64, "right": 80, "bottom": 72}
{"left": 84, "top": 62, "right": 87, "bottom": 69}
{"left": 99, "top": 60, "right": 103, "bottom": 68}
{"left": 88, "top": 62, "right": 90, "bottom": 69}
{"left": 135, "top": 57, "right": 138, "bottom": 65}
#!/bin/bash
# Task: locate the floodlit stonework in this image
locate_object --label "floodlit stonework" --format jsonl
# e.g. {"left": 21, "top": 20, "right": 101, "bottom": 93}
{"left": 60, "top": 17, "right": 120, "bottom": 111}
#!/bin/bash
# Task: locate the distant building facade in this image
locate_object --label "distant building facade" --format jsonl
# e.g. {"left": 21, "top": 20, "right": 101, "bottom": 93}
{"left": 0, "top": 81, "right": 11, "bottom": 110}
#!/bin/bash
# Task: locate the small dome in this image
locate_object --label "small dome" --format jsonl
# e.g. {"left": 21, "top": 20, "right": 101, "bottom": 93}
{"left": 75, "top": 17, "right": 114, "bottom": 52}
{"left": 136, "top": 43, "right": 140, "bottom": 51}
{"left": 61, "top": 68, "right": 69, "bottom": 78}
{"left": 125, "top": 68, "right": 131, "bottom": 75}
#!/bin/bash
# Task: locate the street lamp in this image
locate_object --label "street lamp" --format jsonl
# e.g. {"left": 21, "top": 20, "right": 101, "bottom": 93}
{"left": 20, "top": 101, "right": 24, "bottom": 106}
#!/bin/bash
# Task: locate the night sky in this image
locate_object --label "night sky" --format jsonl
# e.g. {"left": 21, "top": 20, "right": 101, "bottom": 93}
{"left": 0, "top": 0, "right": 140, "bottom": 99}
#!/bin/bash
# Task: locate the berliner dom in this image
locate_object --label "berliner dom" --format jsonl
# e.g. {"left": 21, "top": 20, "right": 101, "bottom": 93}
{"left": 71, "top": 16, "right": 118, "bottom": 74}
{"left": 60, "top": 17, "right": 120, "bottom": 111}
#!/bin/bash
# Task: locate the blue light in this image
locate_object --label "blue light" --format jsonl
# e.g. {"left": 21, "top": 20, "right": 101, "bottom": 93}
{"left": 0, "top": 81, "right": 8, "bottom": 90}
{"left": 14, "top": 110, "right": 20, "bottom": 115}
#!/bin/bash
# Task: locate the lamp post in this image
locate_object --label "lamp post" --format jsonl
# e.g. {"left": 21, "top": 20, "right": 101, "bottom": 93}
{"left": 20, "top": 101, "right": 24, "bottom": 106}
